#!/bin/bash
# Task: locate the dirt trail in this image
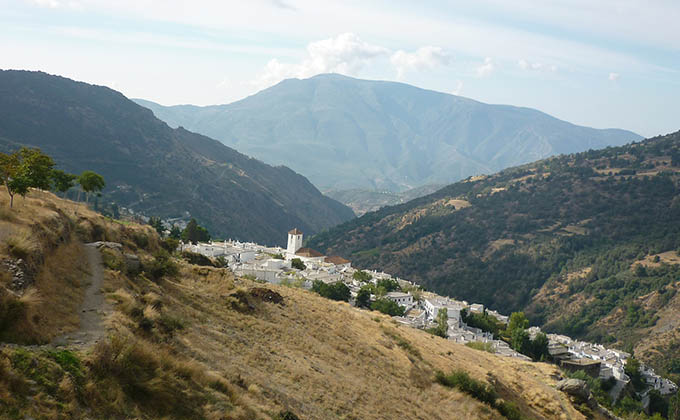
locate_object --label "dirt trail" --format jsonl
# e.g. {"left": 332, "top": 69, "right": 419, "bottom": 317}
{"left": 52, "top": 243, "right": 110, "bottom": 349}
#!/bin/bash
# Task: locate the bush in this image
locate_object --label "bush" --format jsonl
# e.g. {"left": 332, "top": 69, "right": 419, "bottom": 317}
{"left": 144, "top": 251, "right": 179, "bottom": 281}
{"left": 370, "top": 298, "right": 405, "bottom": 316}
{"left": 435, "top": 370, "right": 497, "bottom": 405}
{"left": 0, "top": 290, "right": 25, "bottom": 337}
{"left": 311, "top": 280, "right": 350, "bottom": 302}
{"left": 291, "top": 258, "right": 306, "bottom": 270}
{"left": 132, "top": 233, "right": 149, "bottom": 250}
{"left": 160, "top": 238, "right": 179, "bottom": 254}
{"left": 181, "top": 251, "right": 213, "bottom": 267}
{"left": 436, "top": 370, "right": 527, "bottom": 419}
{"left": 4, "top": 231, "right": 38, "bottom": 260}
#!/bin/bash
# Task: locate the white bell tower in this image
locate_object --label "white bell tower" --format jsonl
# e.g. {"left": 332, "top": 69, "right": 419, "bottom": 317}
{"left": 286, "top": 228, "right": 303, "bottom": 257}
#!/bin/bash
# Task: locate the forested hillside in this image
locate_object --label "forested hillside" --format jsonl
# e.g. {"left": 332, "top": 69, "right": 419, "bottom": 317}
{"left": 0, "top": 70, "right": 354, "bottom": 245}
{"left": 308, "top": 130, "right": 680, "bottom": 377}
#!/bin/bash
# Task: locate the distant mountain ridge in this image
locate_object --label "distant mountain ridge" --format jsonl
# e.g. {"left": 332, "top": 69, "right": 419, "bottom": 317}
{"left": 135, "top": 74, "right": 641, "bottom": 192}
{"left": 0, "top": 70, "right": 355, "bottom": 244}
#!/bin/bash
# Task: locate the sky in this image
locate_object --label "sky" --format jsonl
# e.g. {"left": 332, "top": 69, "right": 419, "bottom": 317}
{"left": 1, "top": 0, "right": 679, "bottom": 137}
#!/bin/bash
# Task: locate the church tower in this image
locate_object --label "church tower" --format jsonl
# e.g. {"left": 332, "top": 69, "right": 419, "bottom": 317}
{"left": 286, "top": 228, "right": 303, "bottom": 257}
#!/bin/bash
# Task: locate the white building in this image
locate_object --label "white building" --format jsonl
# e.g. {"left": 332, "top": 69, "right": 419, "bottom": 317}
{"left": 385, "top": 292, "right": 413, "bottom": 308}
{"left": 286, "top": 228, "right": 303, "bottom": 258}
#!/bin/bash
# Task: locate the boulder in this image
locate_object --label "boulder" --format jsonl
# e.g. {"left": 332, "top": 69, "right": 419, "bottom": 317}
{"left": 556, "top": 378, "right": 590, "bottom": 402}
{"left": 123, "top": 253, "right": 141, "bottom": 273}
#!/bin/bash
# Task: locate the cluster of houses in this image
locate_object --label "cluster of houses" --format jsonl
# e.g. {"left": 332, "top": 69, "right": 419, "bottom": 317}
{"left": 181, "top": 228, "right": 677, "bottom": 405}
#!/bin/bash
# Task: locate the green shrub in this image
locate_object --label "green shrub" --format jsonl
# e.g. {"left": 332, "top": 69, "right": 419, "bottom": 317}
{"left": 144, "top": 251, "right": 178, "bottom": 281}
{"left": 132, "top": 232, "right": 149, "bottom": 250}
{"left": 180, "top": 250, "right": 213, "bottom": 267}
{"left": 311, "top": 280, "right": 350, "bottom": 302}
{"left": 0, "top": 291, "right": 25, "bottom": 336}
{"left": 160, "top": 237, "right": 180, "bottom": 254}
{"left": 371, "top": 298, "right": 405, "bottom": 316}
{"left": 436, "top": 370, "right": 497, "bottom": 406}
{"left": 291, "top": 258, "right": 306, "bottom": 270}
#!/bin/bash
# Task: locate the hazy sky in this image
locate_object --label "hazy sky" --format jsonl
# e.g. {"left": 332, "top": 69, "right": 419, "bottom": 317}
{"left": 2, "top": 0, "right": 679, "bottom": 137}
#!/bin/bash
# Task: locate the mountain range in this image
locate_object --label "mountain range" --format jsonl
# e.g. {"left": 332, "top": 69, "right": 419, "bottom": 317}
{"left": 0, "top": 70, "right": 354, "bottom": 245}
{"left": 307, "top": 130, "right": 680, "bottom": 380}
{"left": 136, "top": 73, "right": 641, "bottom": 194}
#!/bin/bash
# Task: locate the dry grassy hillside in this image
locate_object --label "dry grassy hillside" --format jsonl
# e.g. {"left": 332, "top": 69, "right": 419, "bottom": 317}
{"left": 0, "top": 191, "right": 594, "bottom": 419}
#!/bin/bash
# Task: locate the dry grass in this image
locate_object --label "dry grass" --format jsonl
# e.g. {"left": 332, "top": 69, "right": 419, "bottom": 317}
{"left": 0, "top": 190, "right": 589, "bottom": 419}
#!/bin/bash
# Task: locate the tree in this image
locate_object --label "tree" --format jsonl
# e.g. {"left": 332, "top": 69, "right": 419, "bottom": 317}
{"left": 529, "top": 332, "right": 549, "bottom": 361}
{"left": 78, "top": 170, "right": 105, "bottom": 203}
{"left": 507, "top": 312, "right": 529, "bottom": 334}
{"left": 149, "top": 216, "right": 164, "bottom": 236}
{"left": 291, "top": 258, "right": 306, "bottom": 270}
{"left": 0, "top": 151, "right": 28, "bottom": 208}
{"left": 356, "top": 286, "right": 372, "bottom": 308}
{"left": 370, "top": 298, "right": 405, "bottom": 317}
{"left": 311, "top": 280, "right": 350, "bottom": 302}
{"left": 427, "top": 308, "right": 448, "bottom": 338}
{"left": 352, "top": 270, "right": 372, "bottom": 282}
{"left": 20, "top": 148, "right": 54, "bottom": 190}
{"left": 511, "top": 328, "right": 530, "bottom": 353}
{"left": 376, "top": 278, "right": 400, "bottom": 293}
{"left": 51, "top": 169, "right": 77, "bottom": 197}
{"left": 669, "top": 391, "right": 680, "bottom": 420}
{"left": 625, "top": 357, "right": 644, "bottom": 390}
{"left": 0, "top": 148, "right": 56, "bottom": 208}
{"left": 181, "top": 218, "right": 210, "bottom": 244}
{"left": 169, "top": 225, "right": 181, "bottom": 239}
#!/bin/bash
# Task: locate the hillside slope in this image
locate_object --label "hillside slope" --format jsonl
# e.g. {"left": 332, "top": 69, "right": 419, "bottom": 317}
{"left": 136, "top": 73, "right": 640, "bottom": 192}
{"left": 0, "top": 70, "right": 354, "bottom": 245}
{"left": 0, "top": 191, "right": 590, "bottom": 420}
{"left": 307, "top": 130, "right": 680, "bottom": 377}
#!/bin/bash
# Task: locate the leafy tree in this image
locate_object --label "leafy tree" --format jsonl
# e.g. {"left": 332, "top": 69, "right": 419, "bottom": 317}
{"left": 78, "top": 170, "right": 105, "bottom": 203}
{"left": 291, "top": 258, "right": 306, "bottom": 270}
{"left": 352, "top": 270, "right": 372, "bottom": 282}
{"left": 376, "top": 278, "right": 400, "bottom": 293}
{"left": 624, "top": 357, "right": 644, "bottom": 391}
{"left": 355, "top": 286, "right": 372, "bottom": 308}
{"left": 510, "top": 328, "right": 530, "bottom": 353}
{"left": 0, "top": 148, "right": 56, "bottom": 207}
{"left": 51, "top": 169, "right": 77, "bottom": 197}
{"left": 311, "top": 280, "right": 350, "bottom": 302}
{"left": 529, "top": 332, "right": 549, "bottom": 361}
{"left": 181, "top": 218, "right": 210, "bottom": 244}
{"left": 20, "top": 148, "right": 54, "bottom": 190}
{"left": 506, "top": 312, "right": 529, "bottom": 334}
{"left": 427, "top": 308, "right": 448, "bottom": 338}
{"left": 370, "top": 298, "right": 405, "bottom": 316}
{"left": 149, "top": 216, "right": 164, "bottom": 236}
{"left": 169, "top": 225, "right": 182, "bottom": 239}
{"left": 669, "top": 391, "right": 680, "bottom": 420}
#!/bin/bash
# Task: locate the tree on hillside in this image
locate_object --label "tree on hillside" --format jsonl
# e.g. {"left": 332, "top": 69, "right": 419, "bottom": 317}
{"left": 291, "top": 258, "right": 306, "bottom": 270}
{"left": 51, "top": 169, "right": 77, "bottom": 198}
{"left": 426, "top": 308, "right": 448, "bottom": 338}
{"left": 21, "top": 148, "right": 54, "bottom": 190}
{"left": 356, "top": 286, "right": 372, "bottom": 308}
{"left": 311, "top": 280, "right": 350, "bottom": 302}
{"left": 352, "top": 270, "right": 372, "bottom": 282}
{"left": 169, "top": 225, "right": 181, "bottom": 239}
{"left": 78, "top": 170, "right": 105, "bottom": 203}
{"left": 0, "top": 148, "right": 54, "bottom": 208}
{"left": 370, "top": 298, "right": 405, "bottom": 317}
{"left": 149, "top": 216, "right": 164, "bottom": 236}
{"left": 181, "top": 218, "right": 210, "bottom": 244}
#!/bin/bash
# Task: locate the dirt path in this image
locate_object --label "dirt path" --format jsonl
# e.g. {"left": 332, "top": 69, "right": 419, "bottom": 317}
{"left": 52, "top": 243, "right": 110, "bottom": 349}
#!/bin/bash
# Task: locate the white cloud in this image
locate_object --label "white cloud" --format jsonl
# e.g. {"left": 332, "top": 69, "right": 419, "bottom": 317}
{"left": 476, "top": 57, "right": 495, "bottom": 77}
{"left": 390, "top": 46, "right": 452, "bottom": 79}
{"left": 251, "top": 33, "right": 388, "bottom": 89}
{"left": 609, "top": 72, "right": 620, "bottom": 81}
{"left": 452, "top": 80, "right": 464, "bottom": 95}
{"left": 517, "top": 59, "right": 557, "bottom": 72}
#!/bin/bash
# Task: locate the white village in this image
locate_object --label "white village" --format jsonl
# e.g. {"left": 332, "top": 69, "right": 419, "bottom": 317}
{"left": 181, "top": 228, "right": 677, "bottom": 409}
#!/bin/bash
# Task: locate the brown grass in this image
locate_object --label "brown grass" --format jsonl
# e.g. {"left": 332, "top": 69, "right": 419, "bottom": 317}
{"left": 0, "top": 190, "right": 589, "bottom": 420}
